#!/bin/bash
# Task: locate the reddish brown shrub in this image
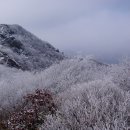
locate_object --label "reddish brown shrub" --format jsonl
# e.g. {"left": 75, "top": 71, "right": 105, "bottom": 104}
{"left": 3, "top": 89, "right": 56, "bottom": 130}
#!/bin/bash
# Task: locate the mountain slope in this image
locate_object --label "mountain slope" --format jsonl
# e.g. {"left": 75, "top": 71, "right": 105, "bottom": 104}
{"left": 0, "top": 24, "right": 64, "bottom": 70}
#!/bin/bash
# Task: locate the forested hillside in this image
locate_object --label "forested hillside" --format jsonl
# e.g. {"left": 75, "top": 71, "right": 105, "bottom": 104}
{"left": 0, "top": 57, "right": 130, "bottom": 129}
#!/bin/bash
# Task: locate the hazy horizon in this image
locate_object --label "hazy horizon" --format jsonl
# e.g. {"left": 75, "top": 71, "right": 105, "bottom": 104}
{"left": 0, "top": 0, "right": 130, "bottom": 63}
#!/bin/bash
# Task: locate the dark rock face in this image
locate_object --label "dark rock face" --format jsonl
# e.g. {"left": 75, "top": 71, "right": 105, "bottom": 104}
{"left": 0, "top": 24, "right": 64, "bottom": 70}
{"left": 1, "top": 37, "right": 24, "bottom": 54}
{"left": 0, "top": 51, "right": 21, "bottom": 69}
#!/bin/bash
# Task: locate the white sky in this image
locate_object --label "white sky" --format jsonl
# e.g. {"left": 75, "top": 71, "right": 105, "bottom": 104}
{"left": 0, "top": 0, "right": 130, "bottom": 62}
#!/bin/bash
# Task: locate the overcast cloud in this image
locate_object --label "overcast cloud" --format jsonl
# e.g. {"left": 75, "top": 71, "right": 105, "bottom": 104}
{"left": 0, "top": 0, "right": 130, "bottom": 62}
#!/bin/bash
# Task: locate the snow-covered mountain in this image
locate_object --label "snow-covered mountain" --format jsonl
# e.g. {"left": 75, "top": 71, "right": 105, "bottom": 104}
{"left": 0, "top": 24, "right": 64, "bottom": 70}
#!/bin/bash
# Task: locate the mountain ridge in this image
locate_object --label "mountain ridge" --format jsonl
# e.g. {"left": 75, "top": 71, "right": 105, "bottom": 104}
{"left": 0, "top": 24, "right": 64, "bottom": 70}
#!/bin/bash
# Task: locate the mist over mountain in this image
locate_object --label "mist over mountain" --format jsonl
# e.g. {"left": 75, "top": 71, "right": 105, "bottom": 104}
{"left": 0, "top": 0, "right": 130, "bottom": 129}
{"left": 0, "top": 24, "right": 130, "bottom": 130}
{"left": 0, "top": 24, "right": 64, "bottom": 70}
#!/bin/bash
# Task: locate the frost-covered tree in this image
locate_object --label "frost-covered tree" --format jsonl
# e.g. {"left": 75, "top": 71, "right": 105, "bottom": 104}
{"left": 41, "top": 79, "right": 130, "bottom": 130}
{"left": 0, "top": 57, "right": 130, "bottom": 129}
{"left": 110, "top": 58, "right": 130, "bottom": 91}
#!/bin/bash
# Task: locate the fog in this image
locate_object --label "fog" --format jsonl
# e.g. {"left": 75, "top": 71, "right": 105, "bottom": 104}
{"left": 0, "top": 0, "right": 130, "bottom": 63}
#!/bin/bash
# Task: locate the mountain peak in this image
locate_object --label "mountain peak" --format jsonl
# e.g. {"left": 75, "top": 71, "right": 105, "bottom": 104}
{"left": 0, "top": 24, "right": 64, "bottom": 70}
{"left": 0, "top": 24, "right": 22, "bottom": 35}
